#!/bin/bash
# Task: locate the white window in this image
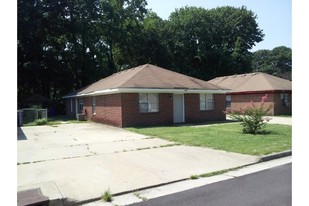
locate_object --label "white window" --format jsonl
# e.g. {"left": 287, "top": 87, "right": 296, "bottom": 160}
{"left": 78, "top": 99, "right": 83, "bottom": 113}
{"left": 200, "top": 94, "right": 214, "bottom": 110}
{"left": 226, "top": 95, "right": 231, "bottom": 108}
{"left": 139, "top": 93, "right": 159, "bottom": 113}
{"left": 92, "top": 97, "right": 96, "bottom": 115}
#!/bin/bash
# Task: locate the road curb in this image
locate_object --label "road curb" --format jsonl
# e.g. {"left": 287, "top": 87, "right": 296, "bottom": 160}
{"left": 259, "top": 150, "right": 292, "bottom": 162}
{"left": 49, "top": 151, "right": 293, "bottom": 206}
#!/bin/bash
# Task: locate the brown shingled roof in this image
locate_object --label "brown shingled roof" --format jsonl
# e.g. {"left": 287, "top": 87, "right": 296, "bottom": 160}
{"left": 208, "top": 72, "right": 291, "bottom": 93}
{"left": 64, "top": 64, "right": 227, "bottom": 97}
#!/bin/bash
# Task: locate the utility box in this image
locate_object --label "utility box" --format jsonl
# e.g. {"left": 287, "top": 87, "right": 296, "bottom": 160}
{"left": 77, "top": 114, "right": 86, "bottom": 121}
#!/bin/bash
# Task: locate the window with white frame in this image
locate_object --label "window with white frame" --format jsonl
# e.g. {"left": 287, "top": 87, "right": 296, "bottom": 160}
{"left": 200, "top": 94, "right": 214, "bottom": 110}
{"left": 92, "top": 97, "right": 96, "bottom": 115}
{"left": 139, "top": 93, "right": 159, "bottom": 113}
{"left": 78, "top": 99, "right": 83, "bottom": 113}
{"left": 226, "top": 95, "right": 231, "bottom": 108}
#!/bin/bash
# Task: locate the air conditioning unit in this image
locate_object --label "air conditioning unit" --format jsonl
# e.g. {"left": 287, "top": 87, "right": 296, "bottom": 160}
{"left": 77, "top": 114, "right": 86, "bottom": 121}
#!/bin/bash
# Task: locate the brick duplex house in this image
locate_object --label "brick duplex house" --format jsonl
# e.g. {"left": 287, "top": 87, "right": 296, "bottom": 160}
{"left": 208, "top": 72, "right": 292, "bottom": 115}
{"left": 63, "top": 64, "right": 229, "bottom": 127}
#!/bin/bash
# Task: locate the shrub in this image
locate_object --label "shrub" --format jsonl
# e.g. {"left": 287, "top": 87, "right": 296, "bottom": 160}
{"left": 190, "top": 175, "right": 199, "bottom": 180}
{"left": 226, "top": 94, "right": 271, "bottom": 134}
{"left": 35, "top": 118, "right": 48, "bottom": 125}
{"left": 102, "top": 188, "right": 112, "bottom": 202}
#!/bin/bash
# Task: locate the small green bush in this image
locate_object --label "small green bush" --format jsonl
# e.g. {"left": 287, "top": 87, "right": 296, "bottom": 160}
{"left": 226, "top": 94, "right": 271, "bottom": 134}
{"left": 35, "top": 118, "right": 48, "bottom": 125}
{"left": 190, "top": 175, "right": 199, "bottom": 180}
{"left": 102, "top": 188, "right": 112, "bottom": 202}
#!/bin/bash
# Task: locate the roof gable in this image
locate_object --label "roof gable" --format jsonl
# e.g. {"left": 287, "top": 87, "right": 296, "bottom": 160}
{"left": 208, "top": 72, "right": 291, "bottom": 93}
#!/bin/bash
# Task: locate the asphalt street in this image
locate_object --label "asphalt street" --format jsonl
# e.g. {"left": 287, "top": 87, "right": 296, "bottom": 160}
{"left": 130, "top": 163, "right": 291, "bottom": 206}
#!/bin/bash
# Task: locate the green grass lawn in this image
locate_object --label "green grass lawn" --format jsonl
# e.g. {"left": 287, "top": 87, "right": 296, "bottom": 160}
{"left": 126, "top": 123, "right": 291, "bottom": 156}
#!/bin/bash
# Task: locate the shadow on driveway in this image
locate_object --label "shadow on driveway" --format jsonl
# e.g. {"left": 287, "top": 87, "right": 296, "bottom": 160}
{"left": 17, "top": 127, "right": 27, "bottom": 141}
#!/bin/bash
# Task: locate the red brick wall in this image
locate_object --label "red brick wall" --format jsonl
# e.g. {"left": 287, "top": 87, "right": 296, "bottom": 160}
{"left": 231, "top": 93, "right": 275, "bottom": 115}
{"left": 185, "top": 94, "right": 226, "bottom": 122}
{"left": 83, "top": 94, "right": 123, "bottom": 127}
{"left": 70, "top": 92, "right": 227, "bottom": 127}
{"left": 121, "top": 93, "right": 173, "bottom": 127}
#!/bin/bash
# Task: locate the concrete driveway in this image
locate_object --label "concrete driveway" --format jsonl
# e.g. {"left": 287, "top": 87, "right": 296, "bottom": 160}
{"left": 226, "top": 115, "right": 292, "bottom": 126}
{"left": 17, "top": 122, "right": 258, "bottom": 205}
{"left": 267, "top": 116, "right": 292, "bottom": 125}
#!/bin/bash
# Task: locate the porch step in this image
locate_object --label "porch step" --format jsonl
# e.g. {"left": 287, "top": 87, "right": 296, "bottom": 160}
{"left": 18, "top": 188, "right": 49, "bottom": 206}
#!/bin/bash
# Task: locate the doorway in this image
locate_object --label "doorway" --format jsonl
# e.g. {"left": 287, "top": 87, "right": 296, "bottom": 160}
{"left": 173, "top": 94, "right": 184, "bottom": 123}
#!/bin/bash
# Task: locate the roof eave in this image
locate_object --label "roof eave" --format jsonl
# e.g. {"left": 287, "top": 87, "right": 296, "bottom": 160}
{"left": 63, "top": 87, "right": 230, "bottom": 98}
{"left": 227, "top": 89, "right": 292, "bottom": 95}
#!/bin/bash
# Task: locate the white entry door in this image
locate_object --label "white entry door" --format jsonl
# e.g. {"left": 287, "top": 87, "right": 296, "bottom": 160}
{"left": 173, "top": 94, "right": 184, "bottom": 123}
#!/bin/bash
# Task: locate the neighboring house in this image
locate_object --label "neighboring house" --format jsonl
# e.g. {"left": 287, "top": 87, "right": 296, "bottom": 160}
{"left": 63, "top": 64, "right": 229, "bottom": 127}
{"left": 208, "top": 72, "right": 292, "bottom": 115}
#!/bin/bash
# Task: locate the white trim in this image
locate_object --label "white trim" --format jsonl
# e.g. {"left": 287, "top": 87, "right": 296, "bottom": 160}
{"left": 63, "top": 88, "right": 229, "bottom": 98}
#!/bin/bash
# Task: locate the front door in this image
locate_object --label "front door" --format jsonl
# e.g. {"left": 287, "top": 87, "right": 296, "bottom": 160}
{"left": 173, "top": 94, "right": 184, "bottom": 123}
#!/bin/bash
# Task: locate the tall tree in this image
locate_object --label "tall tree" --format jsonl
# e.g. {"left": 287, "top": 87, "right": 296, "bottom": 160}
{"left": 18, "top": 0, "right": 108, "bottom": 110}
{"left": 98, "top": 0, "right": 148, "bottom": 72}
{"left": 18, "top": 0, "right": 149, "bottom": 110}
{"left": 252, "top": 46, "right": 292, "bottom": 80}
{"left": 18, "top": 2, "right": 266, "bottom": 112}
{"left": 164, "top": 6, "right": 264, "bottom": 80}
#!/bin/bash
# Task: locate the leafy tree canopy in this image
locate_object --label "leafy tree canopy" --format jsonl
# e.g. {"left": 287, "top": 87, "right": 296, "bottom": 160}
{"left": 18, "top": 1, "right": 269, "bottom": 112}
{"left": 252, "top": 46, "right": 292, "bottom": 80}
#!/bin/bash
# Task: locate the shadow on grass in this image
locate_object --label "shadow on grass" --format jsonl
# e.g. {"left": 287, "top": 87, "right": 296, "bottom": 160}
{"left": 48, "top": 115, "right": 77, "bottom": 122}
{"left": 246, "top": 130, "right": 272, "bottom": 135}
{"left": 128, "top": 119, "right": 239, "bottom": 129}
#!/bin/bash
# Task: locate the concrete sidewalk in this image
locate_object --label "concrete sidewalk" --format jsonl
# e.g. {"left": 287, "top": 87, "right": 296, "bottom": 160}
{"left": 83, "top": 156, "right": 292, "bottom": 206}
{"left": 225, "top": 115, "right": 292, "bottom": 126}
{"left": 18, "top": 146, "right": 258, "bottom": 205}
{"left": 267, "top": 116, "right": 292, "bottom": 125}
{"left": 17, "top": 123, "right": 259, "bottom": 206}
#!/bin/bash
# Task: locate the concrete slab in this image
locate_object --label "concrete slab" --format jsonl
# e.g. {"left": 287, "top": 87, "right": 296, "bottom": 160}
{"left": 82, "top": 156, "right": 291, "bottom": 206}
{"left": 18, "top": 182, "right": 63, "bottom": 206}
{"left": 18, "top": 123, "right": 172, "bottom": 164}
{"left": 17, "top": 188, "right": 49, "bottom": 206}
{"left": 111, "top": 193, "right": 142, "bottom": 206}
{"left": 267, "top": 116, "right": 292, "bottom": 125}
{"left": 18, "top": 146, "right": 258, "bottom": 203}
{"left": 225, "top": 115, "right": 292, "bottom": 126}
{"left": 17, "top": 122, "right": 259, "bottom": 205}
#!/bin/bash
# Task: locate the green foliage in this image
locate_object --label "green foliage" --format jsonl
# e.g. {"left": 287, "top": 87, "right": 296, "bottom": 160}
{"left": 164, "top": 6, "right": 264, "bottom": 79}
{"left": 252, "top": 46, "right": 292, "bottom": 80}
{"left": 18, "top": 2, "right": 265, "bottom": 106}
{"left": 35, "top": 118, "right": 48, "bottom": 125}
{"left": 190, "top": 175, "right": 199, "bottom": 180}
{"left": 226, "top": 95, "right": 271, "bottom": 134}
{"left": 102, "top": 188, "right": 112, "bottom": 202}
